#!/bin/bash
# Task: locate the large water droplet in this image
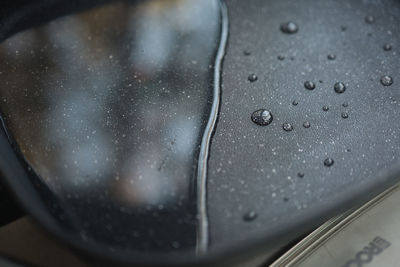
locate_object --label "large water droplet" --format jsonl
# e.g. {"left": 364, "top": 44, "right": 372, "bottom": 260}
{"left": 304, "top": 81, "right": 315, "bottom": 90}
{"left": 280, "top": 22, "right": 298, "bottom": 34}
{"left": 248, "top": 74, "right": 258, "bottom": 82}
{"left": 243, "top": 211, "right": 257, "bottom": 222}
{"left": 324, "top": 158, "right": 334, "bottom": 167}
{"left": 322, "top": 106, "right": 329, "bottom": 111}
{"left": 380, "top": 75, "right": 393, "bottom": 86}
{"left": 334, "top": 82, "right": 346, "bottom": 94}
{"left": 383, "top": 44, "right": 392, "bottom": 51}
{"left": 365, "top": 15, "right": 375, "bottom": 24}
{"left": 251, "top": 109, "right": 273, "bottom": 126}
{"left": 282, "top": 122, "right": 293, "bottom": 132}
{"left": 341, "top": 112, "right": 349, "bottom": 119}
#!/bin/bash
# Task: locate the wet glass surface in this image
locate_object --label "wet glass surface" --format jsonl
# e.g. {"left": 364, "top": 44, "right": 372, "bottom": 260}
{"left": 0, "top": 0, "right": 222, "bottom": 252}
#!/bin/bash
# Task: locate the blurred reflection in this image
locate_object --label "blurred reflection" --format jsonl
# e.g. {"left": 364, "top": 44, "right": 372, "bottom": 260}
{"left": 0, "top": 0, "right": 221, "bottom": 252}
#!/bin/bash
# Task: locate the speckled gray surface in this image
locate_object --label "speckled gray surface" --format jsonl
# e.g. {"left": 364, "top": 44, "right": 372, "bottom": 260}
{"left": 0, "top": 0, "right": 221, "bottom": 253}
{"left": 0, "top": 0, "right": 400, "bottom": 265}
{"left": 207, "top": 0, "right": 400, "bottom": 250}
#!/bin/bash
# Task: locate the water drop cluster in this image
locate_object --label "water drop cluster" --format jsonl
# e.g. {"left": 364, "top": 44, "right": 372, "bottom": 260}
{"left": 243, "top": 15, "right": 396, "bottom": 212}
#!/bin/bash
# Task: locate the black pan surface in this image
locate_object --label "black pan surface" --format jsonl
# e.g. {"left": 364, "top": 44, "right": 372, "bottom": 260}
{"left": 0, "top": 0, "right": 399, "bottom": 266}
{"left": 209, "top": 0, "right": 400, "bottom": 251}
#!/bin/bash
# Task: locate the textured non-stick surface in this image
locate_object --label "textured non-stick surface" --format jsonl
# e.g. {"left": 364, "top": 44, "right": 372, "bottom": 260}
{"left": 0, "top": 0, "right": 399, "bottom": 266}
{"left": 208, "top": 0, "right": 400, "bottom": 251}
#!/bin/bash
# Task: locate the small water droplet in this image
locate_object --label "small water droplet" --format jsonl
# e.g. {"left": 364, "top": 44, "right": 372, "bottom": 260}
{"left": 324, "top": 158, "right": 334, "bottom": 167}
{"left": 304, "top": 81, "right": 315, "bottom": 90}
{"left": 334, "top": 82, "right": 346, "bottom": 94}
{"left": 243, "top": 50, "right": 251, "bottom": 56}
{"left": 365, "top": 15, "right": 375, "bottom": 24}
{"left": 341, "top": 112, "right": 349, "bottom": 119}
{"left": 282, "top": 122, "right": 293, "bottom": 131}
{"left": 380, "top": 75, "right": 393, "bottom": 86}
{"left": 172, "top": 241, "right": 181, "bottom": 249}
{"left": 303, "top": 121, "right": 310, "bottom": 128}
{"left": 251, "top": 109, "right": 273, "bottom": 126}
{"left": 283, "top": 197, "right": 289, "bottom": 202}
{"left": 243, "top": 211, "right": 257, "bottom": 221}
{"left": 278, "top": 55, "right": 285, "bottom": 60}
{"left": 280, "top": 22, "right": 298, "bottom": 34}
{"left": 342, "top": 102, "right": 349, "bottom": 107}
{"left": 327, "top": 54, "right": 336, "bottom": 60}
{"left": 322, "top": 106, "right": 329, "bottom": 111}
{"left": 341, "top": 25, "right": 347, "bottom": 31}
{"left": 292, "top": 100, "right": 298, "bottom": 106}
{"left": 297, "top": 172, "right": 304, "bottom": 178}
{"left": 383, "top": 44, "right": 392, "bottom": 51}
{"left": 248, "top": 74, "right": 258, "bottom": 82}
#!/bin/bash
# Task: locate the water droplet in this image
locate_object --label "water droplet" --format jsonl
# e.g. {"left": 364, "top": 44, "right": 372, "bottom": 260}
{"left": 341, "top": 112, "right": 349, "bottom": 119}
{"left": 243, "top": 50, "right": 251, "bottom": 56}
{"left": 282, "top": 122, "right": 293, "bottom": 132}
{"left": 251, "top": 109, "right": 273, "bottom": 126}
{"left": 248, "top": 74, "right": 258, "bottom": 82}
{"left": 304, "top": 81, "right": 315, "bottom": 90}
{"left": 341, "top": 25, "right": 347, "bottom": 31}
{"left": 327, "top": 54, "right": 336, "bottom": 60}
{"left": 283, "top": 197, "right": 289, "bottom": 202}
{"left": 278, "top": 55, "right": 285, "bottom": 60}
{"left": 365, "top": 15, "right": 375, "bottom": 24}
{"left": 172, "top": 241, "right": 181, "bottom": 249}
{"left": 322, "top": 106, "right": 329, "bottom": 111}
{"left": 334, "top": 82, "right": 346, "bottom": 94}
{"left": 383, "top": 44, "right": 392, "bottom": 51}
{"left": 303, "top": 121, "right": 311, "bottom": 128}
{"left": 280, "top": 22, "right": 298, "bottom": 34}
{"left": 380, "top": 75, "right": 393, "bottom": 86}
{"left": 292, "top": 100, "right": 298, "bottom": 106}
{"left": 324, "top": 158, "right": 334, "bottom": 167}
{"left": 243, "top": 211, "right": 257, "bottom": 222}
{"left": 342, "top": 102, "right": 349, "bottom": 107}
{"left": 297, "top": 172, "right": 304, "bottom": 178}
